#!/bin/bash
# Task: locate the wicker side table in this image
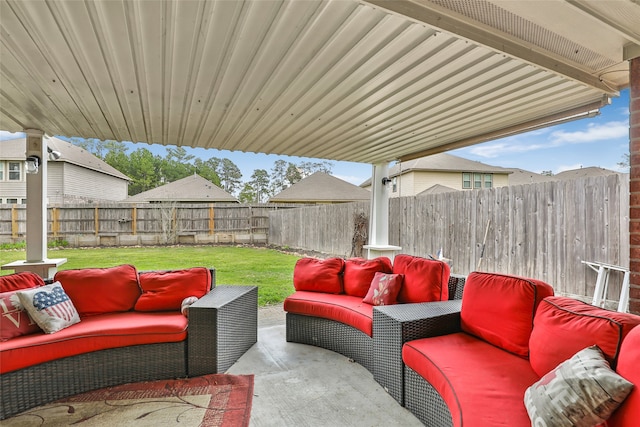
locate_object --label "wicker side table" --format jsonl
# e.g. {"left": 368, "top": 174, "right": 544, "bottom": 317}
{"left": 188, "top": 285, "right": 258, "bottom": 376}
{"left": 373, "top": 300, "right": 462, "bottom": 405}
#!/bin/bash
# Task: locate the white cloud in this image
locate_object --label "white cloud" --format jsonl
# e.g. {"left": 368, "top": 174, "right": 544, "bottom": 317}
{"left": 550, "top": 121, "right": 628, "bottom": 144}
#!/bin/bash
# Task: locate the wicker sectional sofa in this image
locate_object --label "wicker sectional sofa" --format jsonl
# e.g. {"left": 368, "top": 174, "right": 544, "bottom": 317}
{"left": 0, "top": 266, "right": 258, "bottom": 419}
{"left": 402, "top": 271, "right": 640, "bottom": 427}
{"left": 284, "top": 254, "right": 466, "bottom": 403}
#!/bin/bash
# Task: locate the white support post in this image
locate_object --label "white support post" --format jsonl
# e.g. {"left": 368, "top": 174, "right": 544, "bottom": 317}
{"left": 364, "top": 163, "right": 401, "bottom": 261}
{"left": 25, "top": 129, "right": 47, "bottom": 263}
{"left": 1, "top": 130, "right": 66, "bottom": 278}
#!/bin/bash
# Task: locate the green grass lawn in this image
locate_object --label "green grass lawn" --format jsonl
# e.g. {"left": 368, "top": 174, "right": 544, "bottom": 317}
{"left": 0, "top": 246, "right": 300, "bottom": 307}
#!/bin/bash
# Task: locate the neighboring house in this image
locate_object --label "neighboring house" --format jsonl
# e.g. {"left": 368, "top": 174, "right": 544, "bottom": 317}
{"left": 125, "top": 174, "right": 238, "bottom": 203}
{"left": 507, "top": 168, "right": 557, "bottom": 186}
{"left": 0, "top": 136, "right": 129, "bottom": 205}
{"left": 554, "top": 166, "right": 622, "bottom": 180}
{"left": 360, "top": 153, "right": 512, "bottom": 197}
{"left": 269, "top": 172, "right": 371, "bottom": 204}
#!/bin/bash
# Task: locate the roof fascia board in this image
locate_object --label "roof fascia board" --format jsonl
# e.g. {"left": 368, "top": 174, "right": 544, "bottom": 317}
{"left": 565, "top": 0, "right": 640, "bottom": 47}
{"left": 624, "top": 43, "right": 640, "bottom": 61}
{"left": 399, "top": 98, "right": 607, "bottom": 162}
{"left": 363, "top": 0, "right": 620, "bottom": 94}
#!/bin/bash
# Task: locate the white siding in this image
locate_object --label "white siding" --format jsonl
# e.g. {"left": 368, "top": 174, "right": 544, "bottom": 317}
{"left": 47, "top": 162, "right": 65, "bottom": 205}
{"left": 388, "top": 171, "right": 511, "bottom": 197}
{"left": 62, "top": 163, "right": 128, "bottom": 201}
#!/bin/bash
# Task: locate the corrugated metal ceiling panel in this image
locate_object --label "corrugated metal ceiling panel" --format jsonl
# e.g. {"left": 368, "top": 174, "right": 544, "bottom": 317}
{"left": 0, "top": 0, "right": 635, "bottom": 164}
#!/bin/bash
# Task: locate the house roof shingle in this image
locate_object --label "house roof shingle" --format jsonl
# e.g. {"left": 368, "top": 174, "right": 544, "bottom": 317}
{"left": 1, "top": 136, "right": 129, "bottom": 181}
{"left": 125, "top": 174, "right": 237, "bottom": 203}
{"left": 270, "top": 172, "right": 371, "bottom": 203}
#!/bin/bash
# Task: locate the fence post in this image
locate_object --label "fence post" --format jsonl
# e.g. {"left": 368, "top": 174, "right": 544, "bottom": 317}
{"left": 94, "top": 207, "right": 99, "bottom": 236}
{"left": 11, "top": 205, "right": 18, "bottom": 239}
{"left": 132, "top": 207, "right": 137, "bottom": 235}
{"left": 52, "top": 207, "right": 59, "bottom": 238}
{"left": 209, "top": 204, "right": 214, "bottom": 235}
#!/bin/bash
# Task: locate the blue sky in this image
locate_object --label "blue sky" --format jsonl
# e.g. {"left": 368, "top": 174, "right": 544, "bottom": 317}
{"left": 1, "top": 89, "right": 630, "bottom": 186}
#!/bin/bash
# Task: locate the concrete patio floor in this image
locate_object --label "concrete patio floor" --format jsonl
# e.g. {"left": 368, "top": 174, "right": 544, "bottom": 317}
{"left": 227, "top": 304, "right": 423, "bottom": 427}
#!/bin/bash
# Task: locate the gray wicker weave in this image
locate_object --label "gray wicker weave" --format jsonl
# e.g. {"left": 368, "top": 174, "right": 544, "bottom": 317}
{"left": 284, "top": 273, "right": 467, "bottom": 394}
{"left": 373, "top": 299, "right": 462, "bottom": 405}
{"left": 1, "top": 270, "right": 259, "bottom": 420}
{"left": 405, "top": 365, "right": 454, "bottom": 427}
{"left": 189, "top": 285, "right": 258, "bottom": 375}
{"left": 286, "top": 313, "right": 374, "bottom": 372}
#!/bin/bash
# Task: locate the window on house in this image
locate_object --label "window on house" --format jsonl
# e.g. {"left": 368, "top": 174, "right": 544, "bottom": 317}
{"left": 463, "top": 172, "right": 494, "bottom": 189}
{"left": 462, "top": 173, "right": 471, "bottom": 189}
{"left": 474, "top": 173, "right": 482, "bottom": 189}
{"left": 0, "top": 162, "right": 4, "bottom": 180}
{"left": 392, "top": 177, "right": 397, "bottom": 193}
{"left": 6, "top": 198, "right": 18, "bottom": 204}
{"left": 21, "top": 198, "right": 27, "bottom": 204}
{"left": 8, "top": 162, "right": 21, "bottom": 181}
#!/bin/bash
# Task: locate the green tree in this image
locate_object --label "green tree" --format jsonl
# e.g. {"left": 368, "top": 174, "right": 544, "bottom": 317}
{"left": 194, "top": 158, "right": 222, "bottom": 186}
{"left": 298, "top": 160, "right": 333, "bottom": 177}
{"left": 238, "top": 183, "right": 257, "bottom": 203}
{"left": 249, "top": 169, "right": 271, "bottom": 203}
{"left": 270, "top": 159, "right": 290, "bottom": 194}
{"left": 285, "top": 163, "right": 302, "bottom": 185}
{"left": 127, "top": 148, "right": 162, "bottom": 195}
{"left": 69, "top": 137, "right": 126, "bottom": 159}
{"left": 219, "top": 158, "right": 243, "bottom": 194}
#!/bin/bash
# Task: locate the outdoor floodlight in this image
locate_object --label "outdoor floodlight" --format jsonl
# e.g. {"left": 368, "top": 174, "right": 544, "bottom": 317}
{"left": 47, "top": 146, "right": 62, "bottom": 160}
{"left": 25, "top": 155, "right": 40, "bottom": 174}
{"left": 381, "top": 177, "right": 392, "bottom": 186}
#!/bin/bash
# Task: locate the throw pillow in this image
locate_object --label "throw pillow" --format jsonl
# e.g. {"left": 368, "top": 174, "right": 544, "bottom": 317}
{"left": 363, "top": 272, "right": 403, "bottom": 306}
{"left": 16, "top": 282, "right": 80, "bottom": 334}
{"left": 524, "top": 346, "right": 633, "bottom": 427}
{"left": 0, "top": 289, "right": 41, "bottom": 340}
{"left": 293, "top": 257, "right": 345, "bottom": 294}
{"left": 135, "top": 268, "right": 211, "bottom": 311}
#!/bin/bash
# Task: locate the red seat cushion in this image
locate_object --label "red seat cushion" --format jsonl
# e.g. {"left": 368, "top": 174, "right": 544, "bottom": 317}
{"left": 461, "top": 272, "right": 553, "bottom": 358}
{"left": 293, "top": 258, "right": 345, "bottom": 294}
{"left": 608, "top": 325, "right": 640, "bottom": 427}
{"left": 54, "top": 265, "right": 141, "bottom": 317}
{"left": 135, "top": 268, "right": 211, "bottom": 311}
{"left": 393, "top": 254, "right": 450, "bottom": 303}
{"left": 403, "top": 332, "right": 540, "bottom": 427}
{"left": 529, "top": 296, "right": 640, "bottom": 377}
{"left": 0, "top": 272, "right": 44, "bottom": 292}
{"left": 284, "top": 291, "right": 373, "bottom": 336}
{"left": 343, "top": 257, "right": 392, "bottom": 297}
{"left": 0, "top": 311, "right": 187, "bottom": 374}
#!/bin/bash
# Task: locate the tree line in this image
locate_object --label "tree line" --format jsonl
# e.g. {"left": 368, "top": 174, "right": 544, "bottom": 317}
{"left": 69, "top": 139, "right": 332, "bottom": 202}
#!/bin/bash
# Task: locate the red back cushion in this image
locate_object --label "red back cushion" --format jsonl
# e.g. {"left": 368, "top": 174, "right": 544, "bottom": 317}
{"left": 608, "top": 325, "right": 640, "bottom": 427}
{"left": 0, "top": 289, "right": 41, "bottom": 340}
{"left": 461, "top": 272, "right": 553, "bottom": 358}
{"left": 392, "top": 254, "right": 450, "bottom": 303}
{"left": 0, "top": 272, "right": 44, "bottom": 292}
{"left": 293, "top": 258, "right": 344, "bottom": 294}
{"left": 529, "top": 296, "right": 640, "bottom": 376}
{"left": 343, "top": 257, "right": 393, "bottom": 297}
{"left": 135, "top": 267, "right": 211, "bottom": 311}
{"left": 54, "top": 265, "right": 140, "bottom": 317}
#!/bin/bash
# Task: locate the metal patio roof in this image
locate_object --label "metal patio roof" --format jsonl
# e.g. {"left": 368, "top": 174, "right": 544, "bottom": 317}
{"left": 1, "top": 0, "right": 638, "bottom": 164}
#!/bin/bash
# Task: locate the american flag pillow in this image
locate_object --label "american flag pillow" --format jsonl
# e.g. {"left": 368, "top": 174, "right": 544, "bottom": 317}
{"left": 17, "top": 282, "right": 80, "bottom": 334}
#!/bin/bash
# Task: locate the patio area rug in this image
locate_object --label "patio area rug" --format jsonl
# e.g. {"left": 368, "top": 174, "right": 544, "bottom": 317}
{"left": 3, "top": 374, "right": 254, "bottom": 426}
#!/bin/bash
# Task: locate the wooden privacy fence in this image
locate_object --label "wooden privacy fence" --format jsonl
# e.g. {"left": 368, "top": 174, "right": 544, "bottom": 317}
{"left": 0, "top": 203, "right": 297, "bottom": 246}
{"left": 269, "top": 174, "right": 630, "bottom": 303}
